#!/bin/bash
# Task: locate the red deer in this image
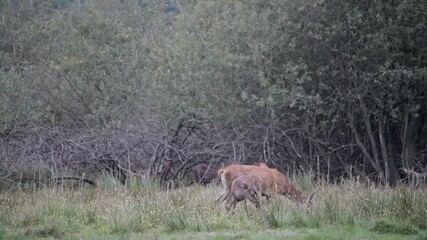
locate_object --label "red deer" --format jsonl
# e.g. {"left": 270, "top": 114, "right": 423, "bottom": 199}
{"left": 224, "top": 175, "right": 266, "bottom": 211}
{"left": 218, "top": 164, "right": 314, "bottom": 207}
{"left": 252, "top": 162, "right": 269, "bottom": 168}
{"left": 192, "top": 162, "right": 223, "bottom": 185}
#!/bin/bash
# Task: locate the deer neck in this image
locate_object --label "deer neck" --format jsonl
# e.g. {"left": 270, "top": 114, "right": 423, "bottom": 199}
{"left": 280, "top": 181, "right": 307, "bottom": 204}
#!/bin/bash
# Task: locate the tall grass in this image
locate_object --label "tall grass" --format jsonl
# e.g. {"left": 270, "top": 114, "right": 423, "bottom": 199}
{"left": 0, "top": 175, "right": 426, "bottom": 239}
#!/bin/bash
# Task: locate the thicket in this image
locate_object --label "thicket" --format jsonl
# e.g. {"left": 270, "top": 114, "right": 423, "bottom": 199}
{"left": 0, "top": 0, "right": 426, "bottom": 189}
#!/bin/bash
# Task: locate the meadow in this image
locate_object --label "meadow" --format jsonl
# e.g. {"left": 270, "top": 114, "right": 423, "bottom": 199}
{"left": 1, "top": 175, "right": 426, "bottom": 240}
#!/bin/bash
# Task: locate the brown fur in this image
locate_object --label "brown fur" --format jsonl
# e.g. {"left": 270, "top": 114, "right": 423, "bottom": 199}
{"left": 225, "top": 175, "right": 266, "bottom": 211}
{"left": 192, "top": 162, "right": 222, "bottom": 185}
{"left": 252, "top": 162, "right": 269, "bottom": 168}
{"left": 218, "top": 164, "right": 314, "bottom": 206}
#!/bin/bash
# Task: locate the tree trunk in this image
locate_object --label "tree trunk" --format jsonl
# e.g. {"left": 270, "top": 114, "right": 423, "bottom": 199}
{"left": 401, "top": 111, "right": 416, "bottom": 170}
{"left": 378, "top": 114, "right": 398, "bottom": 185}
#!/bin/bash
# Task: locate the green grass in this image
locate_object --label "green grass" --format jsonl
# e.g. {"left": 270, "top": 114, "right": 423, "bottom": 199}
{"left": 0, "top": 176, "right": 426, "bottom": 239}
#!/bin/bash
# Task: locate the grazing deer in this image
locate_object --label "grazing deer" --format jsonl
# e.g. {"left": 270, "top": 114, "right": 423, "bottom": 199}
{"left": 192, "top": 162, "right": 223, "bottom": 185}
{"left": 218, "top": 164, "right": 314, "bottom": 208}
{"left": 224, "top": 175, "right": 266, "bottom": 211}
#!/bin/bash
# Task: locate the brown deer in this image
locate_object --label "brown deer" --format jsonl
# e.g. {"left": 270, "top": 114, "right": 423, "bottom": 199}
{"left": 192, "top": 162, "right": 223, "bottom": 185}
{"left": 224, "top": 175, "right": 266, "bottom": 211}
{"left": 217, "top": 164, "right": 314, "bottom": 207}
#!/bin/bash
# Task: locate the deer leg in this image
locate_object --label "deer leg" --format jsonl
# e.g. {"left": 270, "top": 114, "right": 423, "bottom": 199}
{"left": 247, "top": 189, "right": 261, "bottom": 208}
{"left": 244, "top": 199, "right": 250, "bottom": 217}
{"left": 216, "top": 178, "right": 231, "bottom": 203}
{"left": 225, "top": 197, "right": 236, "bottom": 212}
{"left": 216, "top": 189, "right": 231, "bottom": 203}
{"left": 255, "top": 189, "right": 262, "bottom": 208}
{"left": 215, "top": 193, "right": 224, "bottom": 203}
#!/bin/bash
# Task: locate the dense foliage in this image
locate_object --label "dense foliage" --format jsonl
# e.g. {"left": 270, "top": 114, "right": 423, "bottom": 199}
{"left": 0, "top": 0, "right": 426, "bottom": 187}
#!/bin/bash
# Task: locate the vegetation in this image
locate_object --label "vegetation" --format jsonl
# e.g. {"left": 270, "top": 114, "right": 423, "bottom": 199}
{"left": 0, "top": 0, "right": 426, "bottom": 237}
{"left": 1, "top": 0, "right": 427, "bottom": 186}
{"left": 0, "top": 176, "right": 426, "bottom": 239}
{"left": 1, "top": 0, "right": 426, "bottom": 187}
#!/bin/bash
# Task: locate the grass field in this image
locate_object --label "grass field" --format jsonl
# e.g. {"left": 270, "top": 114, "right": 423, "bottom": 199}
{"left": 1, "top": 176, "right": 426, "bottom": 239}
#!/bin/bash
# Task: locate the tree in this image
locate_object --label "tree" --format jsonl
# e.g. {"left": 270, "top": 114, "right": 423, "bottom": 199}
{"left": 151, "top": 0, "right": 427, "bottom": 184}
